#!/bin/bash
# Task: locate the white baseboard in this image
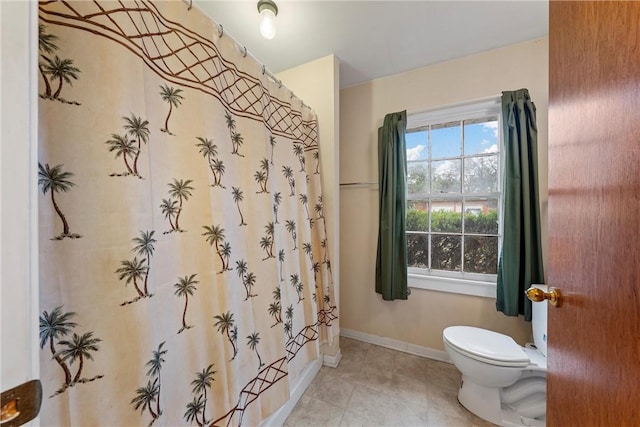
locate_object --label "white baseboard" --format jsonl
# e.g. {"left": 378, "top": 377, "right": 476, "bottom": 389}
{"left": 322, "top": 347, "right": 343, "bottom": 368}
{"left": 259, "top": 357, "right": 322, "bottom": 427}
{"left": 340, "top": 328, "right": 452, "bottom": 364}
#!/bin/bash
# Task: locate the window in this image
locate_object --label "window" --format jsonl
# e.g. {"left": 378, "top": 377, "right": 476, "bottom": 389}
{"left": 405, "top": 98, "right": 502, "bottom": 297}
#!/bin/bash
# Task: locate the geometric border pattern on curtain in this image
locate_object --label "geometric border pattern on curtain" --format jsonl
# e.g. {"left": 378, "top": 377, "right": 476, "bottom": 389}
{"left": 39, "top": 0, "right": 318, "bottom": 147}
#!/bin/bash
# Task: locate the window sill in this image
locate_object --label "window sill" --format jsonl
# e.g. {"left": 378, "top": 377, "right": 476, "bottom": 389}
{"left": 408, "top": 273, "right": 496, "bottom": 298}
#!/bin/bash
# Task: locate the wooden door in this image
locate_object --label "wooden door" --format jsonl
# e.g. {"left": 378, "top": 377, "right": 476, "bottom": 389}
{"left": 548, "top": 2, "right": 640, "bottom": 425}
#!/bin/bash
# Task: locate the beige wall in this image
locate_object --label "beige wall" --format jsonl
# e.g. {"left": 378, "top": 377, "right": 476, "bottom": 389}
{"left": 1, "top": 0, "right": 39, "bottom": 391}
{"left": 277, "top": 55, "right": 341, "bottom": 353}
{"left": 339, "top": 38, "right": 549, "bottom": 351}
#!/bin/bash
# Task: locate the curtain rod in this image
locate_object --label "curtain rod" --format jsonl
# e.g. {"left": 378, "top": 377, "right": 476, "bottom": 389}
{"left": 340, "top": 182, "right": 377, "bottom": 187}
{"left": 407, "top": 94, "right": 501, "bottom": 117}
{"left": 181, "top": 0, "right": 310, "bottom": 110}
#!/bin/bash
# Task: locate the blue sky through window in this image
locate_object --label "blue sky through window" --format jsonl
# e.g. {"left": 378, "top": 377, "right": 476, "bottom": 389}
{"left": 406, "top": 119, "right": 498, "bottom": 161}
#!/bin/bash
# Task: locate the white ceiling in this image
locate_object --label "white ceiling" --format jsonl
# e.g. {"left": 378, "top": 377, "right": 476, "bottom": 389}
{"left": 195, "top": 1, "right": 548, "bottom": 88}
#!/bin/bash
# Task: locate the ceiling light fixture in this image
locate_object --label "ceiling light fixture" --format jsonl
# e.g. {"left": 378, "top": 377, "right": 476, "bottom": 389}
{"left": 257, "top": 0, "right": 278, "bottom": 40}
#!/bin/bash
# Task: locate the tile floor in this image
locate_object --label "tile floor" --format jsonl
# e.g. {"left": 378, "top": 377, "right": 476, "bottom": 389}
{"left": 284, "top": 336, "right": 496, "bottom": 427}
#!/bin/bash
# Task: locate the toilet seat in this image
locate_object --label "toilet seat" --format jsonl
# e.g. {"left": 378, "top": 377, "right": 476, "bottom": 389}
{"left": 443, "top": 326, "right": 530, "bottom": 368}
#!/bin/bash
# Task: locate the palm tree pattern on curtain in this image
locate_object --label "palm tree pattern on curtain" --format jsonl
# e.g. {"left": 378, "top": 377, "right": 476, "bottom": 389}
{"left": 116, "top": 230, "right": 157, "bottom": 306}
{"left": 133, "top": 230, "right": 157, "bottom": 297}
{"left": 196, "top": 137, "right": 226, "bottom": 188}
{"left": 246, "top": 332, "right": 264, "bottom": 370}
{"left": 131, "top": 342, "right": 167, "bottom": 426}
{"left": 260, "top": 221, "right": 275, "bottom": 260}
{"left": 159, "top": 84, "right": 184, "bottom": 135}
{"left": 38, "top": 163, "right": 82, "bottom": 240}
{"left": 104, "top": 114, "right": 151, "bottom": 179}
{"left": 38, "top": 2, "right": 338, "bottom": 426}
{"left": 184, "top": 363, "right": 216, "bottom": 426}
{"left": 39, "top": 306, "right": 103, "bottom": 397}
{"left": 231, "top": 186, "right": 247, "bottom": 227}
{"left": 202, "top": 224, "right": 233, "bottom": 273}
{"left": 214, "top": 311, "right": 238, "bottom": 362}
{"left": 254, "top": 158, "right": 270, "bottom": 194}
{"left": 174, "top": 274, "right": 199, "bottom": 334}
{"left": 38, "top": 24, "right": 81, "bottom": 105}
{"left": 273, "top": 192, "right": 282, "bottom": 224}
{"left": 268, "top": 287, "right": 283, "bottom": 327}
{"left": 163, "top": 178, "right": 194, "bottom": 233}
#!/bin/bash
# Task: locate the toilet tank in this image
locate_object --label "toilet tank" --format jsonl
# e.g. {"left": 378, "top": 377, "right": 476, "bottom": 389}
{"left": 531, "top": 284, "right": 548, "bottom": 357}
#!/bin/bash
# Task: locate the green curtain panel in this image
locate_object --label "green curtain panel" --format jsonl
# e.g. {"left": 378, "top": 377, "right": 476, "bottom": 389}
{"left": 375, "top": 111, "right": 409, "bottom": 300}
{"left": 497, "top": 89, "right": 545, "bottom": 321}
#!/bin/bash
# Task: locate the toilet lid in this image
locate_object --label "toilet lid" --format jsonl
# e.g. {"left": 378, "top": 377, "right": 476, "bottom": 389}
{"left": 443, "top": 326, "right": 529, "bottom": 366}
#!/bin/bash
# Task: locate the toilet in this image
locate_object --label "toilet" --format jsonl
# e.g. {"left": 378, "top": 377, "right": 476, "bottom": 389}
{"left": 443, "top": 286, "right": 548, "bottom": 427}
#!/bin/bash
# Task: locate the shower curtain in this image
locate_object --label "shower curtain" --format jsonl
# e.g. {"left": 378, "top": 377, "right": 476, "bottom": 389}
{"left": 37, "top": 1, "right": 337, "bottom": 425}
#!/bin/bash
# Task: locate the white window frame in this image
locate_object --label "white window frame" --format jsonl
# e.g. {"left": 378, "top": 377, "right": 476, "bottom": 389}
{"left": 406, "top": 97, "right": 503, "bottom": 298}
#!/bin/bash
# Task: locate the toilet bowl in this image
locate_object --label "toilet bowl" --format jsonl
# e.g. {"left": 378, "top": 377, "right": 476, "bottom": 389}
{"left": 443, "top": 286, "right": 548, "bottom": 426}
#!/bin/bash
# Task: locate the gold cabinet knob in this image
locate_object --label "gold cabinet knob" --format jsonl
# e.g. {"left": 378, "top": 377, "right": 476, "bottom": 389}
{"left": 526, "top": 286, "right": 562, "bottom": 307}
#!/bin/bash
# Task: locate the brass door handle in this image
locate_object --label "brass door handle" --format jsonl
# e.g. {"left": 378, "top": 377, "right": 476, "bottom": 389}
{"left": 526, "top": 286, "right": 562, "bottom": 307}
{"left": 1, "top": 380, "right": 41, "bottom": 427}
{"left": 0, "top": 398, "right": 19, "bottom": 424}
